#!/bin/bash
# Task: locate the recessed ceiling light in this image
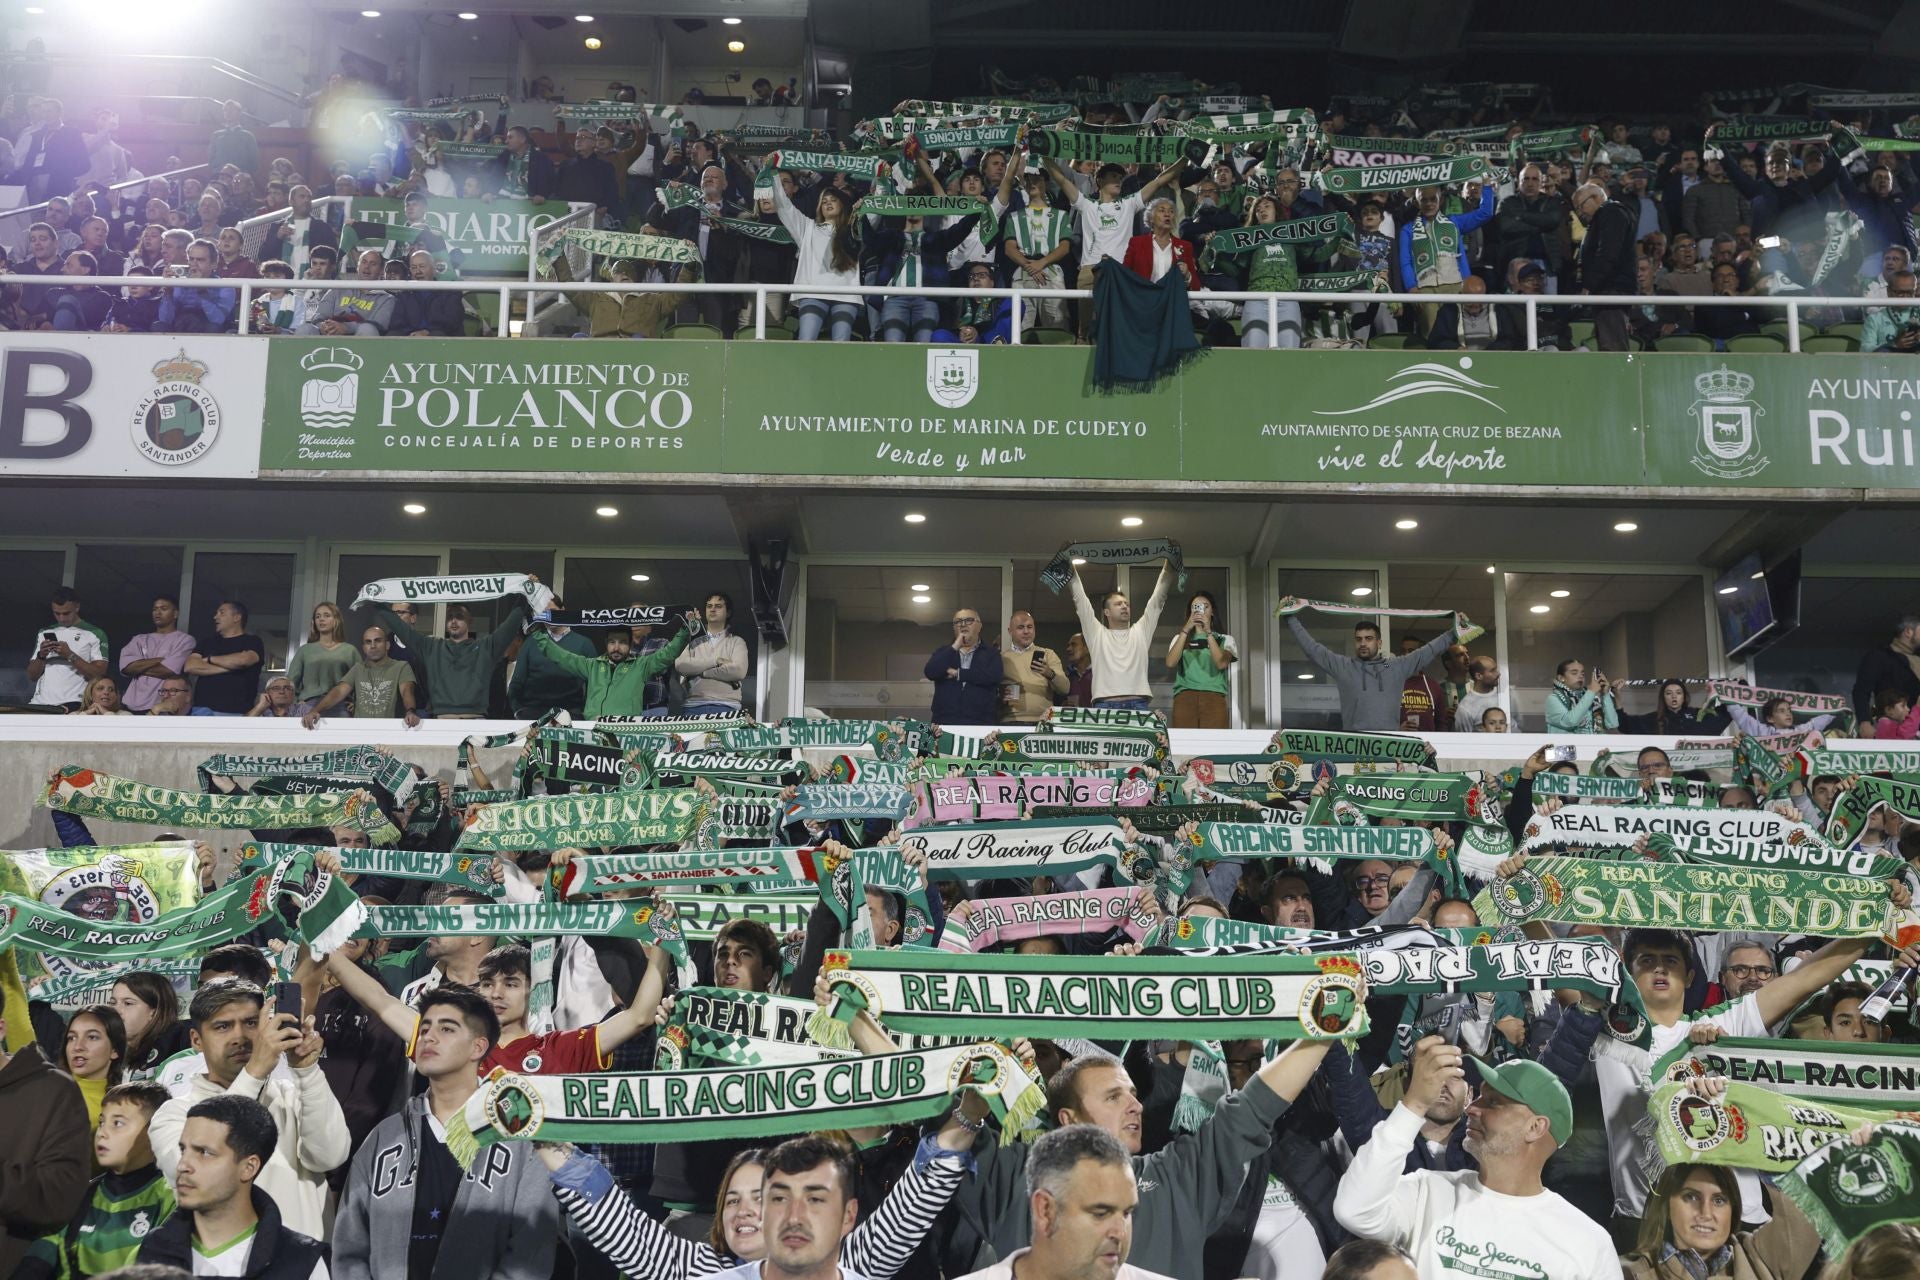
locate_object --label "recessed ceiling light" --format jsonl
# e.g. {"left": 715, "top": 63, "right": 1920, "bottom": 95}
{"left": 722, "top": 14, "right": 742, "bottom": 22}
{"left": 583, "top": 35, "right": 601, "bottom": 48}
{"left": 1121, "top": 515, "right": 1144, "bottom": 527}
{"left": 1549, "top": 589, "right": 1570, "bottom": 598}
{"left": 595, "top": 505, "right": 618, "bottom": 517}
{"left": 1296, "top": 672, "right": 1314, "bottom": 680}
{"left": 1718, "top": 586, "right": 1737, "bottom": 595}
{"left": 24, "top": 4, "right": 46, "bottom": 11}
{"left": 360, "top": 8, "right": 380, "bottom": 15}
{"left": 1613, "top": 521, "right": 1638, "bottom": 532}
{"left": 903, "top": 512, "right": 926, "bottom": 523}
{"left": 457, "top": 10, "right": 477, "bottom": 17}
{"left": 1750, "top": 571, "right": 1765, "bottom": 580}
{"left": 630, "top": 573, "right": 651, "bottom": 582}
{"left": 1485, "top": 565, "right": 1496, "bottom": 574}
{"left": 727, "top": 39, "right": 745, "bottom": 52}
{"left": 1070, "top": 557, "right": 1086, "bottom": 565}
{"left": 574, "top": 12, "right": 594, "bottom": 20}
{"left": 1350, "top": 586, "right": 1373, "bottom": 597}
{"left": 1530, "top": 604, "right": 1551, "bottom": 613}
{"left": 911, "top": 594, "right": 931, "bottom": 604}
{"left": 1394, "top": 518, "right": 1419, "bottom": 530}
{"left": 910, "top": 583, "right": 930, "bottom": 592}
{"left": 402, "top": 502, "right": 426, "bottom": 514}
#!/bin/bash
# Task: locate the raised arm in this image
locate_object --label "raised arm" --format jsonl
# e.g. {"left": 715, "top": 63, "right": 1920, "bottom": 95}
{"left": 1137, "top": 158, "right": 1186, "bottom": 202}
{"left": 325, "top": 948, "right": 421, "bottom": 1043}
{"left": 1044, "top": 157, "right": 1082, "bottom": 206}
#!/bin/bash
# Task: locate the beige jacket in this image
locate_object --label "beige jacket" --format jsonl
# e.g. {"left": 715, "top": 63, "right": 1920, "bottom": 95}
{"left": 1620, "top": 1192, "right": 1822, "bottom": 1280}
{"left": 1001, "top": 643, "right": 1069, "bottom": 722}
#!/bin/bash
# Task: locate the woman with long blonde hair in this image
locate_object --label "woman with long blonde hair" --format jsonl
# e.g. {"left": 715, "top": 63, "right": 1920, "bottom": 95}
{"left": 287, "top": 600, "right": 356, "bottom": 703}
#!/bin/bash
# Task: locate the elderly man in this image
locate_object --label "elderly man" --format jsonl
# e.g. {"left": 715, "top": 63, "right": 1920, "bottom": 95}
{"left": 926, "top": 606, "right": 1004, "bottom": 724}
{"left": 1572, "top": 181, "right": 1637, "bottom": 350}
{"left": 1398, "top": 182, "right": 1496, "bottom": 350}
{"left": 1002, "top": 610, "right": 1071, "bottom": 724}
{"left": 389, "top": 249, "right": 464, "bottom": 336}
{"left": 151, "top": 238, "right": 237, "bottom": 333}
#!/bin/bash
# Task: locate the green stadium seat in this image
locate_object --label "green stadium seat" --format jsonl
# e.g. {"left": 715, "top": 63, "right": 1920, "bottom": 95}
{"left": 1726, "top": 334, "right": 1786, "bottom": 353}
{"left": 1367, "top": 333, "right": 1409, "bottom": 349}
{"left": 1567, "top": 320, "right": 1596, "bottom": 347}
{"left": 1801, "top": 334, "right": 1858, "bottom": 353}
{"left": 1822, "top": 321, "right": 1864, "bottom": 343}
{"left": 664, "top": 323, "right": 725, "bottom": 340}
{"left": 1653, "top": 334, "right": 1713, "bottom": 353}
{"left": 1027, "top": 327, "right": 1076, "bottom": 345}
{"left": 758, "top": 326, "right": 794, "bottom": 339}
{"left": 1761, "top": 320, "right": 1813, "bottom": 347}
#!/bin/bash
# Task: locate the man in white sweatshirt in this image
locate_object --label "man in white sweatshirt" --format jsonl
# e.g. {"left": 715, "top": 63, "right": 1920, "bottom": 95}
{"left": 1069, "top": 560, "right": 1173, "bottom": 708}
{"left": 150, "top": 981, "right": 350, "bottom": 1241}
{"left": 1332, "top": 1036, "right": 1620, "bottom": 1280}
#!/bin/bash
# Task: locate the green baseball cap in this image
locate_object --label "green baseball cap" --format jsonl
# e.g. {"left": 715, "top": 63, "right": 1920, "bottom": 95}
{"left": 1467, "top": 1055, "right": 1573, "bottom": 1147}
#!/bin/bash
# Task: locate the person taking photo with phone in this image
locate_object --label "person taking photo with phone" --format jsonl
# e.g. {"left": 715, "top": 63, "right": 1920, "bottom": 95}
{"left": 1166, "top": 591, "right": 1237, "bottom": 728}
{"left": 1002, "top": 611, "right": 1070, "bottom": 725}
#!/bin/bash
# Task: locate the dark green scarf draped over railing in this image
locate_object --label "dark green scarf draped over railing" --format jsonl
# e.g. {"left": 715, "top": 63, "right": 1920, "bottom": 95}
{"left": 1091, "top": 264, "right": 1206, "bottom": 393}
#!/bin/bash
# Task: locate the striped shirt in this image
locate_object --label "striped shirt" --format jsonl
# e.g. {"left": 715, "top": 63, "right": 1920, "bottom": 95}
{"left": 890, "top": 230, "right": 925, "bottom": 288}
{"left": 554, "top": 1154, "right": 963, "bottom": 1280}
{"left": 20, "top": 1166, "right": 177, "bottom": 1280}
{"left": 1010, "top": 204, "right": 1069, "bottom": 259}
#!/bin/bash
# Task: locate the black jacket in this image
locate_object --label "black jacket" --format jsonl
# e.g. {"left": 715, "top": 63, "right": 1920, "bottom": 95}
{"left": 138, "top": 1186, "right": 328, "bottom": 1280}
{"left": 925, "top": 643, "right": 1004, "bottom": 725}
{"left": 1853, "top": 643, "right": 1920, "bottom": 721}
{"left": 555, "top": 154, "right": 619, "bottom": 213}
{"left": 389, "top": 288, "right": 466, "bottom": 336}
{"left": 1578, "top": 199, "right": 1639, "bottom": 296}
{"left": 0, "top": 1045, "right": 92, "bottom": 1278}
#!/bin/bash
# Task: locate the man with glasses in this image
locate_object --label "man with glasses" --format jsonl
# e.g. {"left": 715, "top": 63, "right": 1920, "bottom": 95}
{"left": 925, "top": 608, "right": 1003, "bottom": 725}
{"left": 1658, "top": 233, "right": 1710, "bottom": 297}
{"left": 1572, "top": 182, "right": 1636, "bottom": 351}
{"left": 146, "top": 677, "right": 211, "bottom": 716}
{"left": 1718, "top": 942, "right": 1776, "bottom": 1000}
{"left": 1862, "top": 269, "right": 1920, "bottom": 352}
{"left": 1634, "top": 746, "right": 1673, "bottom": 781}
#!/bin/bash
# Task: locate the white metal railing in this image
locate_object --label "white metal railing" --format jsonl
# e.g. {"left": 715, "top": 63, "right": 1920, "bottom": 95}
{"left": 0, "top": 163, "right": 211, "bottom": 242}
{"left": 36, "top": 274, "right": 1919, "bottom": 351}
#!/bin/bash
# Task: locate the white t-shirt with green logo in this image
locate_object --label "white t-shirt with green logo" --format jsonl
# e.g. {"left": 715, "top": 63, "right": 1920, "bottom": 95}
{"left": 1072, "top": 192, "right": 1143, "bottom": 267}
{"left": 1241, "top": 1174, "right": 1327, "bottom": 1280}
{"left": 1333, "top": 1104, "right": 1621, "bottom": 1280}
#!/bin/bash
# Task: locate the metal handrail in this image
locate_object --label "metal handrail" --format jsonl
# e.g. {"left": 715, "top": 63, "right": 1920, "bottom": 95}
{"left": 0, "top": 53, "right": 305, "bottom": 108}
{"left": 37, "top": 275, "right": 1910, "bottom": 351}
{"left": 1, "top": 164, "right": 212, "bottom": 229}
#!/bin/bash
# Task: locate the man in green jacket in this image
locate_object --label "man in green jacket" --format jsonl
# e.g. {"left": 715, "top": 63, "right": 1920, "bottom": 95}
{"left": 374, "top": 600, "right": 527, "bottom": 717}
{"left": 508, "top": 604, "right": 596, "bottom": 718}
{"left": 530, "top": 610, "right": 696, "bottom": 717}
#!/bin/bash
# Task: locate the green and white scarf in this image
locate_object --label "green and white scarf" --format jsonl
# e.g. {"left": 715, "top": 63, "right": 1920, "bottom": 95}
{"left": 1519, "top": 803, "right": 1822, "bottom": 852}
{"left": 551, "top": 846, "right": 823, "bottom": 897}
{"left": 715, "top": 216, "right": 793, "bottom": 243}
{"left": 1038, "top": 538, "right": 1185, "bottom": 594}
{"left": 1823, "top": 775, "right": 1920, "bottom": 846}
{"left": 1185, "top": 821, "right": 1436, "bottom": 864}
{"left": 1706, "top": 115, "right": 1835, "bottom": 143}
{"left": 1296, "top": 269, "right": 1382, "bottom": 293}
{"left": 657, "top": 986, "right": 850, "bottom": 1069}
{"left": 1475, "top": 856, "right": 1892, "bottom": 935}
{"left": 936, "top": 887, "right": 1160, "bottom": 953}
{"left": 895, "top": 99, "right": 1049, "bottom": 121}
{"left": 1507, "top": 126, "right": 1594, "bottom": 157}
{"left": 1267, "top": 730, "right": 1439, "bottom": 769}
{"left": 902, "top": 121, "right": 1025, "bottom": 151}
{"left": 0, "top": 852, "right": 359, "bottom": 962}
{"left": 1205, "top": 213, "right": 1353, "bottom": 258}
{"left": 453, "top": 787, "right": 707, "bottom": 853}
{"left": 1276, "top": 597, "right": 1484, "bottom": 644}
{"left": 1640, "top": 831, "right": 1904, "bottom": 881}
{"left": 351, "top": 572, "right": 548, "bottom": 610}
{"left": 30, "top": 956, "right": 207, "bottom": 1009}
{"left": 896, "top": 818, "right": 1176, "bottom": 891}
{"left": 42, "top": 768, "right": 400, "bottom": 845}
{"left": 592, "top": 710, "right": 754, "bottom": 736}
{"left": 1027, "top": 128, "right": 1190, "bottom": 167}
{"left": 990, "top": 732, "right": 1166, "bottom": 767}
{"left": 653, "top": 752, "right": 810, "bottom": 785}
{"left": 720, "top": 718, "right": 929, "bottom": 762}
{"left": 787, "top": 784, "right": 917, "bottom": 823}
{"left": 522, "top": 730, "right": 653, "bottom": 794}
{"left": 665, "top": 891, "right": 817, "bottom": 942}
{"left": 196, "top": 749, "right": 416, "bottom": 805}
{"left": 356, "top": 899, "right": 690, "bottom": 982}
{"left": 1649, "top": 1080, "right": 1918, "bottom": 1174}
{"left": 1654, "top": 1035, "right": 1920, "bottom": 1110}
{"left": 656, "top": 182, "right": 706, "bottom": 212}
{"left": 1320, "top": 154, "right": 1489, "bottom": 195}
{"left": 819, "top": 948, "right": 1368, "bottom": 1041}
{"left": 435, "top": 141, "right": 508, "bottom": 163}
{"left": 1779, "top": 1122, "right": 1920, "bottom": 1258}
{"left": 1035, "top": 803, "right": 1261, "bottom": 834}
{"left": 553, "top": 102, "right": 682, "bottom": 125}
{"left": 557, "top": 228, "right": 701, "bottom": 265}
{"left": 1314, "top": 773, "right": 1494, "bottom": 827}
{"left": 1800, "top": 747, "right": 1920, "bottom": 777}
{"left": 1171, "top": 1040, "right": 1230, "bottom": 1134}
{"left": 770, "top": 149, "right": 888, "bottom": 181}
{"left": 1593, "top": 746, "right": 1734, "bottom": 777}
{"left": 1529, "top": 771, "right": 1646, "bottom": 803}
{"left": 859, "top": 193, "right": 995, "bottom": 228}
{"left": 447, "top": 1042, "right": 1042, "bottom": 1164}
{"left": 1703, "top": 679, "right": 1848, "bottom": 718}
{"left": 234, "top": 841, "right": 502, "bottom": 896}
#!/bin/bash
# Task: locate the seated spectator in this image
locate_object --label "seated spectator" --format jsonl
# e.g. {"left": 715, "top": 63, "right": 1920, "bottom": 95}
{"left": 1659, "top": 233, "right": 1712, "bottom": 297}
{"left": 75, "top": 675, "right": 130, "bottom": 715}
{"left": 9, "top": 221, "right": 67, "bottom": 327}
{"left": 103, "top": 265, "right": 163, "bottom": 333}
{"left": 75, "top": 216, "right": 123, "bottom": 276}
{"left": 1693, "top": 262, "right": 1760, "bottom": 349}
{"left": 150, "top": 238, "right": 237, "bottom": 333}
{"left": 298, "top": 247, "right": 394, "bottom": 336}
{"left": 1863, "top": 270, "right": 1920, "bottom": 352}
{"left": 48, "top": 250, "right": 111, "bottom": 332}
{"left": 389, "top": 248, "right": 465, "bottom": 336}
{"left": 251, "top": 259, "right": 303, "bottom": 332}
{"left": 130, "top": 223, "right": 168, "bottom": 272}
{"left": 1628, "top": 253, "right": 1689, "bottom": 345}
{"left": 213, "top": 227, "right": 257, "bottom": 279}
{"left": 933, "top": 260, "right": 1021, "bottom": 343}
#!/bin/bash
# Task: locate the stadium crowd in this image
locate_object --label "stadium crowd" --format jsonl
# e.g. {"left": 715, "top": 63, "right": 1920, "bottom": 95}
{"left": 5, "top": 78, "right": 1920, "bottom": 348}
{"left": 4, "top": 569, "right": 1920, "bottom": 1280}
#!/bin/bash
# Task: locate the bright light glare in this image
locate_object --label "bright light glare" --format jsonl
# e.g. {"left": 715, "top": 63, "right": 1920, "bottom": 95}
{"left": 595, "top": 505, "right": 618, "bottom": 517}
{"left": 1120, "top": 515, "right": 1144, "bottom": 527}
{"left": 402, "top": 502, "right": 426, "bottom": 515}
{"left": 1394, "top": 518, "right": 1418, "bottom": 530}
{"left": 911, "top": 595, "right": 931, "bottom": 604}
{"left": 630, "top": 573, "right": 650, "bottom": 582}
{"left": 903, "top": 512, "right": 926, "bottom": 523}
{"left": 1349, "top": 587, "right": 1372, "bottom": 597}
{"left": 1549, "top": 589, "right": 1570, "bottom": 598}
{"left": 1530, "top": 604, "right": 1551, "bottom": 613}
{"left": 1613, "top": 521, "right": 1638, "bottom": 532}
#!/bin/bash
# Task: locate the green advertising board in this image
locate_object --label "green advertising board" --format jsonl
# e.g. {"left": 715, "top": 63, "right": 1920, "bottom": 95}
{"left": 254, "top": 344, "right": 1920, "bottom": 495}
{"left": 339, "top": 197, "right": 582, "bottom": 275}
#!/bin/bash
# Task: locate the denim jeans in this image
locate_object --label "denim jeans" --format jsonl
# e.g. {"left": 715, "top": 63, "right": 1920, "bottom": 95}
{"left": 1240, "top": 299, "right": 1302, "bottom": 349}
{"left": 1092, "top": 696, "right": 1152, "bottom": 710}
{"left": 880, "top": 295, "right": 940, "bottom": 342}
{"left": 796, "top": 300, "right": 859, "bottom": 341}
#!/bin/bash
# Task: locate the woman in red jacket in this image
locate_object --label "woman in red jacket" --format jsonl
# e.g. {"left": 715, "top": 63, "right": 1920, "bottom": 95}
{"left": 1123, "top": 196, "right": 1200, "bottom": 287}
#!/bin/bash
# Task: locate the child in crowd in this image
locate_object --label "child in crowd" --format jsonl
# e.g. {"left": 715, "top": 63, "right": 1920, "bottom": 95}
{"left": 18, "top": 1082, "right": 177, "bottom": 1280}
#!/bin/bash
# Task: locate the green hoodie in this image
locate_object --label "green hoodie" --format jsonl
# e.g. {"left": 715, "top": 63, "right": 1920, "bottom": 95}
{"left": 376, "top": 603, "right": 526, "bottom": 716}
{"left": 532, "top": 626, "right": 690, "bottom": 717}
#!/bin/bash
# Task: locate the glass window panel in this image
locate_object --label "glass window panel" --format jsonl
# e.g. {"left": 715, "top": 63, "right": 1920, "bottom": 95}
{"left": 1752, "top": 575, "right": 1917, "bottom": 709}
{"left": 1385, "top": 562, "right": 1495, "bottom": 730}
{"left": 335, "top": 553, "right": 440, "bottom": 645}
{"left": 1145, "top": 566, "right": 1234, "bottom": 717}
{"left": 190, "top": 552, "right": 298, "bottom": 672}
{"left": 803, "top": 564, "right": 1002, "bottom": 720}
{"left": 72, "top": 545, "right": 185, "bottom": 667}
{"left": 560, "top": 555, "right": 757, "bottom": 703}
{"left": 1503, "top": 572, "right": 1705, "bottom": 732}
{"left": 1272, "top": 568, "right": 1381, "bottom": 729}
{"left": 450, "top": 549, "right": 555, "bottom": 635}
{"left": 1009, "top": 557, "right": 1093, "bottom": 659}
{"left": 0, "top": 550, "right": 72, "bottom": 700}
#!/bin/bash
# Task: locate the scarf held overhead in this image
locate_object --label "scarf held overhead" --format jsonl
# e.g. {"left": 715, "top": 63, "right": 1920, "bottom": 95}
{"left": 1475, "top": 856, "right": 1892, "bottom": 935}
{"left": 42, "top": 768, "right": 400, "bottom": 845}
{"left": 1778, "top": 1122, "right": 1920, "bottom": 1258}
{"left": 453, "top": 788, "right": 706, "bottom": 853}
{"left": 1654, "top": 1035, "right": 1920, "bottom": 1110}
{"left": 1650, "top": 1080, "right": 1920, "bottom": 1174}
{"left": 351, "top": 573, "right": 551, "bottom": 611}
{"left": 1039, "top": 538, "right": 1185, "bottom": 594}
{"left": 1277, "top": 596, "right": 1485, "bottom": 644}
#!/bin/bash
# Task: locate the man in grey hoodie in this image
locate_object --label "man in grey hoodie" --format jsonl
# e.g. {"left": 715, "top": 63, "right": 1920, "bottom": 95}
{"left": 1280, "top": 600, "right": 1459, "bottom": 731}
{"left": 333, "top": 986, "right": 558, "bottom": 1280}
